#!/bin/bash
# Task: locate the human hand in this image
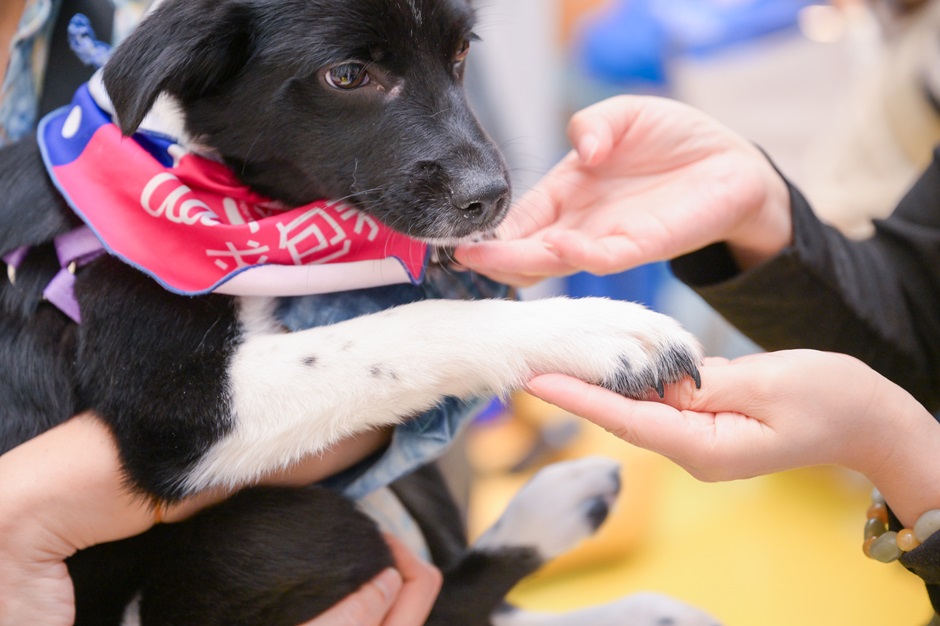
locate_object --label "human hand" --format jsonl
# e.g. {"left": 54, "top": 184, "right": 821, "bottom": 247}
{"left": 0, "top": 414, "right": 393, "bottom": 625}
{"left": 0, "top": 545, "right": 73, "bottom": 626}
{"left": 0, "top": 511, "right": 440, "bottom": 626}
{"left": 300, "top": 534, "right": 442, "bottom": 626}
{"left": 0, "top": 414, "right": 151, "bottom": 626}
{"left": 455, "top": 95, "right": 792, "bottom": 286}
{"left": 528, "top": 350, "right": 940, "bottom": 527}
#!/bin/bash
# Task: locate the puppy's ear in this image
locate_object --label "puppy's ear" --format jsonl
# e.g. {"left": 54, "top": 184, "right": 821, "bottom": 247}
{"left": 102, "top": 1, "right": 254, "bottom": 136}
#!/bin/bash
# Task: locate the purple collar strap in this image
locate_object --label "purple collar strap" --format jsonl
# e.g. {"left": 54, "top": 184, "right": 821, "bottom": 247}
{"left": 47, "top": 226, "right": 106, "bottom": 322}
{"left": 2, "top": 226, "right": 105, "bottom": 323}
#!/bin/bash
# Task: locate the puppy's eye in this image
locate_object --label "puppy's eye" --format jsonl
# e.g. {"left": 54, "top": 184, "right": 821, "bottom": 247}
{"left": 326, "top": 63, "right": 370, "bottom": 90}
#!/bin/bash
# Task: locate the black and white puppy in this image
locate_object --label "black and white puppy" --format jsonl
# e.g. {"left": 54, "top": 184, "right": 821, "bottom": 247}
{"left": 0, "top": 0, "right": 707, "bottom": 623}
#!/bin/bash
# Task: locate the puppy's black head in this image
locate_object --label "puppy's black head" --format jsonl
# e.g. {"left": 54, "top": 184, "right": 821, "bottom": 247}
{"left": 102, "top": 0, "right": 511, "bottom": 241}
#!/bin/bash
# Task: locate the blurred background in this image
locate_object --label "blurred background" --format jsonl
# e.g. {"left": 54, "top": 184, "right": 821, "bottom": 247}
{"left": 457, "top": 1, "right": 940, "bottom": 624}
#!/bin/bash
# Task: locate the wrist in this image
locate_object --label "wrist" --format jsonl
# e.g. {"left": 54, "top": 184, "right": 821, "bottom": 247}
{"left": 0, "top": 414, "right": 154, "bottom": 558}
{"left": 0, "top": 443, "right": 84, "bottom": 564}
{"left": 849, "top": 381, "right": 940, "bottom": 527}
{"left": 726, "top": 151, "right": 793, "bottom": 270}
{"left": 0, "top": 417, "right": 393, "bottom": 557}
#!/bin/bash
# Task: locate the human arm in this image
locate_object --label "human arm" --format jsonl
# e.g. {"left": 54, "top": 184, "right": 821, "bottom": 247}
{"left": 456, "top": 94, "right": 940, "bottom": 408}
{"left": 669, "top": 164, "right": 940, "bottom": 410}
{"left": 0, "top": 412, "right": 393, "bottom": 626}
{"left": 526, "top": 350, "right": 940, "bottom": 529}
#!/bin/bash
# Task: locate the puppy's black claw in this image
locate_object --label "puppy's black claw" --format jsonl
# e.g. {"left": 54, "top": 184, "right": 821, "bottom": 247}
{"left": 654, "top": 380, "right": 665, "bottom": 399}
{"left": 690, "top": 366, "right": 702, "bottom": 389}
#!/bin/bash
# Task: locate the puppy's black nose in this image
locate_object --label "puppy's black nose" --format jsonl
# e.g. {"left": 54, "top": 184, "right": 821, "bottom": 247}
{"left": 452, "top": 175, "right": 510, "bottom": 226}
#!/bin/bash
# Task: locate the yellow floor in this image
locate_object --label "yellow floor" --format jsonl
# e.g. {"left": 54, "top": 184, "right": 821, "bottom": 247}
{"left": 467, "top": 410, "right": 932, "bottom": 626}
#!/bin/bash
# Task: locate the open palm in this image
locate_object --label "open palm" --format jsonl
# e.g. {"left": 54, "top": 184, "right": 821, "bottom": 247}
{"left": 455, "top": 95, "right": 790, "bottom": 285}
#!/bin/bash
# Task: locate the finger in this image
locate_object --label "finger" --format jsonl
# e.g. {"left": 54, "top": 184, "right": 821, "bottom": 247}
{"left": 526, "top": 374, "right": 706, "bottom": 458}
{"left": 453, "top": 238, "right": 574, "bottom": 282}
{"left": 567, "top": 95, "right": 640, "bottom": 166}
{"left": 542, "top": 230, "right": 652, "bottom": 276}
{"left": 495, "top": 188, "right": 561, "bottom": 240}
{"left": 450, "top": 266, "right": 549, "bottom": 289}
{"left": 495, "top": 147, "right": 599, "bottom": 240}
{"left": 304, "top": 568, "right": 402, "bottom": 626}
{"left": 380, "top": 534, "right": 442, "bottom": 626}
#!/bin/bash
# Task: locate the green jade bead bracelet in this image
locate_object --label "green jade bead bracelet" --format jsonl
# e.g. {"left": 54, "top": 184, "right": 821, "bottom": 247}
{"left": 864, "top": 489, "right": 940, "bottom": 563}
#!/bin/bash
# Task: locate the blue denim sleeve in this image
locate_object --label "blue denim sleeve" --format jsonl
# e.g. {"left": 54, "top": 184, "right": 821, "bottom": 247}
{"left": 275, "top": 267, "right": 510, "bottom": 499}
{"left": 0, "top": 0, "right": 58, "bottom": 145}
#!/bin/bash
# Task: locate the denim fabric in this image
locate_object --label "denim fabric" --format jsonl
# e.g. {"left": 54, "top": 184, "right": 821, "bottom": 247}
{"left": 277, "top": 266, "right": 510, "bottom": 499}
{"left": 0, "top": 0, "right": 151, "bottom": 146}
{"left": 1, "top": 0, "right": 56, "bottom": 144}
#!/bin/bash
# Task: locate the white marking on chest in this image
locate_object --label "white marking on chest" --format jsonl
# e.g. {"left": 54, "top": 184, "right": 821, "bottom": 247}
{"left": 236, "top": 296, "right": 283, "bottom": 336}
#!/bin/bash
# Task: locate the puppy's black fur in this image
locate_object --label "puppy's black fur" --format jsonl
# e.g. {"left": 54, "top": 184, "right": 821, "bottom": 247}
{"left": 0, "top": 1, "right": 644, "bottom": 624}
{"left": 2, "top": 0, "right": 510, "bottom": 493}
{"left": 105, "top": 0, "right": 510, "bottom": 236}
{"left": 0, "top": 0, "right": 554, "bottom": 623}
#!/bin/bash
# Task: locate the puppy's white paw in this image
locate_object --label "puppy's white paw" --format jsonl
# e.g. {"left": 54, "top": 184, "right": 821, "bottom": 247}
{"left": 585, "top": 592, "right": 722, "bottom": 626}
{"left": 527, "top": 297, "right": 702, "bottom": 399}
{"left": 493, "top": 591, "right": 723, "bottom": 626}
{"left": 473, "top": 457, "right": 621, "bottom": 559}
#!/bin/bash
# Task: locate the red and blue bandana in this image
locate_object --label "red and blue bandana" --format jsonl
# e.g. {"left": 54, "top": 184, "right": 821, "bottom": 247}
{"left": 37, "top": 84, "right": 429, "bottom": 298}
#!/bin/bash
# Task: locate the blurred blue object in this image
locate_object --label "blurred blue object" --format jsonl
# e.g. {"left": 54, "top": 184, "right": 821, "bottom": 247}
{"left": 577, "top": 0, "right": 669, "bottom": 86}
{"left": 568, "top": 0, "right": 817, "bottom": 305}
{"left": 474, "top": 397, "right": 508, "bottom": 424}
{"left": 654, "top": 0, "right": 818, "bottom": 56}
{"left": 576, "top": 0, "right": 819, "bottom": 84}
{"left": 566, "top": 262, "right": 672, "bottom": 310}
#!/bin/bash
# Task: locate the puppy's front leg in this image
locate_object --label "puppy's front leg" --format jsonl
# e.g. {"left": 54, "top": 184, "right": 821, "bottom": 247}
{"left": 185, "top": 297, "right": 701, "bottom": 493}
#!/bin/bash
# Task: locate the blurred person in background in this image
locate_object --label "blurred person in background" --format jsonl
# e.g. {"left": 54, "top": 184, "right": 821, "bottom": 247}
{"left": 803, "top": 0, "right": 940, "bottom": 237}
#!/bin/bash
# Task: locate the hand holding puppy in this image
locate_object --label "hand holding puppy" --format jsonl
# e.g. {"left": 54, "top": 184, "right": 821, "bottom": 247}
{"left": 0, "top": 416, "right": 405, "bottom": 626}
{"left": 304, "top": 534, "right": 442, "bottom": 626}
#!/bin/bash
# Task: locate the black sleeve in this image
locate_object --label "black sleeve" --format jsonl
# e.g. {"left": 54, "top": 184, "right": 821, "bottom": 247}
{"left": 671, "top": 148, "right": 940, "bottom": 411}
{"left": 899, "top": 523, "right": 940, "bottom": 615}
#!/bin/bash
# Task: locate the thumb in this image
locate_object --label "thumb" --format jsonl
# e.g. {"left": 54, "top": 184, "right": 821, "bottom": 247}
{"left": 567, "top": 95, "right": 642, "bottom": 166}
{"left": 304, "top": 568, "right": 402, "bottom": 626}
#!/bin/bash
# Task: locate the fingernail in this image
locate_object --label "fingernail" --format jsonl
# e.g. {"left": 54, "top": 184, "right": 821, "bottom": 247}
{"left": 373, "top": 568, "right": 402, "bottom": 601}
{"left": 578, "top": 134, "right": 599, "bottom": 163}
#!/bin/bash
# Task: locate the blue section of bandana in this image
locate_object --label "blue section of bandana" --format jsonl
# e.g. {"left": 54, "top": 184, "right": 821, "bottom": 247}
{"left": 40, "top": 84, "right": 106, "bottom": 167}
{"left": 40, "top": 83, "right": 175, "bottom": 170}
